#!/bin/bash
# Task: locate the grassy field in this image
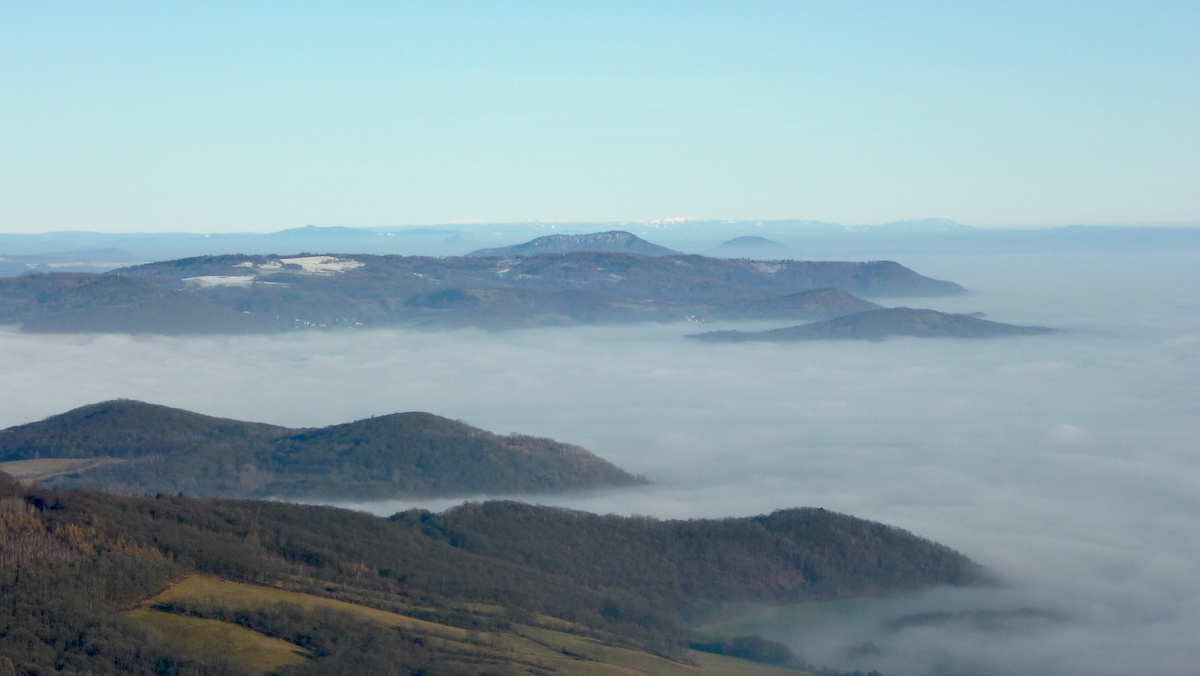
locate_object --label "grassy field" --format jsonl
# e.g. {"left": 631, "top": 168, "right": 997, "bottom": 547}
{"left": 0, "top": 456, "right": 125, "bottom": 481}
{"left": 150, "top": 574, "right": 473, "bottom": 638}
{"left": 125, "top": 608, "right": 309, "bottom": 676}
{"left": 138, "top": 575, "right": 814, "bottom": 676}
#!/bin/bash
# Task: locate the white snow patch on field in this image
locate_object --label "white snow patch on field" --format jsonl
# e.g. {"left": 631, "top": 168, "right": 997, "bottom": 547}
{"left": 183, "top": 275, "right": 257, "bottom": 288}
{"left": 278, "top": 256, "right": 364, "bottom": 274}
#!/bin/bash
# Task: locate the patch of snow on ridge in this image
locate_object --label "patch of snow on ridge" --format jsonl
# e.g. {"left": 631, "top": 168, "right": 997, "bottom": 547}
{"left": 183, "top": 276, "right": 257, "bottom": 288}
{"left": 278, "top": 256, "right": 364, "bottom": 274}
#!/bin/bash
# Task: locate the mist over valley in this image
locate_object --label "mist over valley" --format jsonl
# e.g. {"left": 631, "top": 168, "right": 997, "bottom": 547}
{"left": 5, "top": 3, "right": 1198, "bottom": 672}
{"left": 0, "top": 247, "right": 1195, "bottom": 674}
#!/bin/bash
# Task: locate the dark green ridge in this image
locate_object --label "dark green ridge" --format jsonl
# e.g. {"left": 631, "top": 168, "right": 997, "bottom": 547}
{"left": 0, "top": 471, "right": 989, "bottom": 673}
{"left": 0, "top": 400, "right": 644, "bottom": 499}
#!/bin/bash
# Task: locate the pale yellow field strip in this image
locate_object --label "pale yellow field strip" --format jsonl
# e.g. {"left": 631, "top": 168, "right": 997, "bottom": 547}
{"left": 510, "top": 625, "right": 812, "bottom": 676}
{"left": 125, "top": 608, "right": 308, "bottom": 676}
{"left": 151, "top": 575, "right": 472, "bottom": 639}
{"left": 148, "top": 575, "right": 812, "bottom": 676}
{"left": 692, "top": 651, "right": 817, "bottom": 676}
{"left": 0, "top": 456, "right": 126, "bottom": 481}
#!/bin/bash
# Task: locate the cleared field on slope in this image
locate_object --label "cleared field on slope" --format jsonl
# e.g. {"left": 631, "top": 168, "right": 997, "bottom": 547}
{"left": 151, "top": 574, "right": 469, "bottom": 638}
{"left": 125, "top": 608, "right": 309, "bottom": 676}
{"left": 143, "top": 575, "right": 812, "bottom": 676}
{"left": 0, "top": 456, "right": 125, "bottom": 481}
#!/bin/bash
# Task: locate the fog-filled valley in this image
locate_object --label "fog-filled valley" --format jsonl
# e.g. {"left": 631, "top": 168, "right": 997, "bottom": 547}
{"left": 1, "top": 249, "right": 1197, "bottom": 675}
{"left": 6, "top": 2, "right": 1199, "bottom": 672}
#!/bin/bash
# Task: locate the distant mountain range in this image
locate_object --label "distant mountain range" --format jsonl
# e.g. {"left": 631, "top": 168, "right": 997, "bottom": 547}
{"left": 0, "top": 400, "right": 643, "bottom": 499}
{"left": 468, "top": 230, "right": 679, "bottom": 257}
{"left": 690, "top": 307, "right": 1058, "bottom": 342}
{"left": 2, "top": 221, "right": 1196, "bottom": 267}
{"left": 0, "top": 248, "right": 138, "bottom": 276}
{"left": 0, "top": 248, "right": 964, "bottom": 333}
{"left": 706, "top": 235, "right": 791, "bottom": 259}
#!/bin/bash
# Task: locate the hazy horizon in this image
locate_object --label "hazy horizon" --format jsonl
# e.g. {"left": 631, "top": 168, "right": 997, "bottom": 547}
{"left": 4, "top": 219, "right": 1200, "bottom": 238}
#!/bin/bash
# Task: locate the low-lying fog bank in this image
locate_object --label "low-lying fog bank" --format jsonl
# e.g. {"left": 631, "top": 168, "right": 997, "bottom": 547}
{"left": 1, "top": 250, "right": 1196, "bottom": 675}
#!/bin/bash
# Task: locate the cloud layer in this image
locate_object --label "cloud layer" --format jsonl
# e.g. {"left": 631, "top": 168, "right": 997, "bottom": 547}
{"left": 0, "top": 250, "right": 1197, "bottom": 675}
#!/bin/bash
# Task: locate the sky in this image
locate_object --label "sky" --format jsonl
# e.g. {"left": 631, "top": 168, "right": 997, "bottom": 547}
{"left": 2, "top": 1, "right": 1199, "bottom": 233}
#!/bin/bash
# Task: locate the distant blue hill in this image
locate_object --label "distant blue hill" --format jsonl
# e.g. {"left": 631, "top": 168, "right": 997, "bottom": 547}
{"left": 707, "top": 235, "right": 791, "bottom": 259}
{"left": 272, "top": 225, "right": 379, "bottom": 238}
{"left": 468, "top": 231, "right": 679, "bottom": 257}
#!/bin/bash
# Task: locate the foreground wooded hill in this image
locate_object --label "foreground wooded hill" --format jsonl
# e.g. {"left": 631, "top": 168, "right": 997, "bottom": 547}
{"left": 0, "top": 400, "right": 643, "bottom": 500}
{"left": 0, "top": 472, "right": 984, "bottom": 675}
{"left": 0, "top": 251, "right": 963, "bottom": 333}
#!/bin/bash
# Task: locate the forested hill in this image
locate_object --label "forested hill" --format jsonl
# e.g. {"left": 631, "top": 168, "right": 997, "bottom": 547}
{"left": 0, "top": 272, "right": 282, "bottom": 334}
{"left": 120, "top": 251, "right": 966, "bottom": 300}
{"left": 0, "top": 400, "right": 643, "bottom": 499}
{"left": 0, "top": 251, "right": 965, "bottom": 333}
{"left": 690, "top": 307, "right": 1059, "bottom": 342}
{"left": 407, "top": 501, "right": 986, "bottom": 605}
{"left": 0, "top": 472, "right": 988, "bottom": 674}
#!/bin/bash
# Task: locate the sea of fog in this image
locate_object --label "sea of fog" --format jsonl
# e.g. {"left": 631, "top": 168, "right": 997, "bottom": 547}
{"left": 0, "top": 250, "right": 1196, "bottom": 676}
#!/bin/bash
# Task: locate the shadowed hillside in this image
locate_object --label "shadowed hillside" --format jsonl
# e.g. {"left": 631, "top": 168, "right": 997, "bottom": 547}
{"left": 0, "top": 400, "right": 643, "bottom": 499}
{"left": 0, "top": 471, "right": 987, "bottom": 674}
{"left": 0, "top": 273, "right": 282, "bottom": 334}
{"left": 408, "top": 501, "right": 988, "bottom": 606}
{"left": 690, "top": 307, "right": 1058, "bottom": 342}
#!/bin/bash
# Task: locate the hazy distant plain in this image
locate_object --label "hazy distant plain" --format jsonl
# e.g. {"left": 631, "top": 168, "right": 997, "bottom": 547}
{"left": 0, "top": 249, "right": 1196, "bottom": 675}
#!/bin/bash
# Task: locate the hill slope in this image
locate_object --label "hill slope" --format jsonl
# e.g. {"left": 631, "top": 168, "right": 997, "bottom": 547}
{"left": 0, "top": 400, "right": 643, "bottom": 499}
{"left": 689, "top": 307, "right": 1059, "bottom": 342}
{"left": 468, "top": 230, "right": 680, "bottom": 257}
{"left": 121, "top": 252, "right": 965, "bottom": 300}
{"left": 0, "top": 273, "right": 282, "bottom": 334}
{"left": 0, "top": 254, "right": 965, "bottom": 333}
{"left": 0, "top": 472, "right": 987, "bottom": 674}
{"left": 713, "top": 288, "right": 881, "bottom": 321}
{"left": 412, "top": 501, "right": 986, "bottom": 604}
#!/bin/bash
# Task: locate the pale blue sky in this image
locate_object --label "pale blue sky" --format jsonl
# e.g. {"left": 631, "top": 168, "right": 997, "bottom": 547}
{"left": 2, "top": 1, "right": 1198, "bottom": 233}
